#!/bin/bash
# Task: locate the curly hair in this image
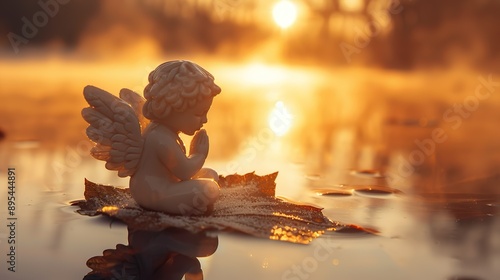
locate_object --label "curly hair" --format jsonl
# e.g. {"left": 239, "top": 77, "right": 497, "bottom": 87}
{"left": 143, "top": 60, "right": 221, "bottom": 121}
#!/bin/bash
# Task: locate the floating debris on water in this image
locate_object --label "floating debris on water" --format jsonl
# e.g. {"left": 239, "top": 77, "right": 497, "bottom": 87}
{"left": 332, "top": 224, "right": 380, "bottom": 235}
{"left": 315, "top": 184, "right": 403, "bottom": 197}
{"left": 315, "top": 187, "right": 353, "bottom": 197}
{"left": 353, "top": 185, "right": 403, "bottom": 196}
{"left": 350, "top": 169, "right": 385, "bottom": 178}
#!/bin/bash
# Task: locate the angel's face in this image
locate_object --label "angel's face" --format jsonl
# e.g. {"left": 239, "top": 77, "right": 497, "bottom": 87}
{"left": 166, "top": 96, "right": 213, "bottom": 135}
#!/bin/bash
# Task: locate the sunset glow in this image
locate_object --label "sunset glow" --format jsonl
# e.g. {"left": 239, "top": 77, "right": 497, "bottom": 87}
{"left": 272, "top": 0, "right": 298, "bottom": 29}
{"left": 269, "top": 101, "right": 293, "bottom": 136}
{"left": 339, "top": 0, "right": 364, "bottom": 12}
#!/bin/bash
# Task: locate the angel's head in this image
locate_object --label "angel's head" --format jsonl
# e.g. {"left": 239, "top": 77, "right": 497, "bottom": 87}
{"left": 143, "top": 60, "right": 221, "bottom": 135}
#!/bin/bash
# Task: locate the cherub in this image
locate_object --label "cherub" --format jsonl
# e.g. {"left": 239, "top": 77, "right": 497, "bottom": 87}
{"left": 82, "top": 60, "right": 221, "bottom": 215}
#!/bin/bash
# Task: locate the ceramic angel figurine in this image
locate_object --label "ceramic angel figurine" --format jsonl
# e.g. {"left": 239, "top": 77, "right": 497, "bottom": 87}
{"left": 82, "top": 60, "right": 221, "bottom": 215}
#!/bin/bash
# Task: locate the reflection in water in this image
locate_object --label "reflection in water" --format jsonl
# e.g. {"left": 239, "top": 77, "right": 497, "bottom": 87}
{"left": 315, "top": 184, "right": 403, "bottom": 197}
{"left": 84, "top": 227, "right": 218, "bottom": 280}
{"left": 410, "top": 175, "right": 500, "bottom": 275}
{"left": 268, "top": 100, "right": 293, "bottom": 136}
{"left": 1, "top": 60, "right": 499, "bottom": 279}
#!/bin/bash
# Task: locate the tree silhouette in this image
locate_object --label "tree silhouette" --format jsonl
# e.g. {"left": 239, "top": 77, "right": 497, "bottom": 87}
{"left": 0, "top": 0, "right": 101, "bottom": 48}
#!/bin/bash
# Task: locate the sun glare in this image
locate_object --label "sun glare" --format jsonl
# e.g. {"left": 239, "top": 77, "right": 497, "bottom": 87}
{"left": 272, "top": 0, "right": 298, "bottom": 29}
{"left": 269, "top": 101, "right": 293, "bottom": 136}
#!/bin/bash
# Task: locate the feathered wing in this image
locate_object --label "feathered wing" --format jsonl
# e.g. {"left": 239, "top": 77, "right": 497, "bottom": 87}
{"left": 119, "top": 88, "right": 150, "bottom": 133}
{"left": 82, "top": 85, "right": 144, "bottom": 177}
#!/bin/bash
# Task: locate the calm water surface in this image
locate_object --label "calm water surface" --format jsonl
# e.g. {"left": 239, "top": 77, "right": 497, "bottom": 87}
{"left": 0, "top": 60, "right": 499, "bottom": 279}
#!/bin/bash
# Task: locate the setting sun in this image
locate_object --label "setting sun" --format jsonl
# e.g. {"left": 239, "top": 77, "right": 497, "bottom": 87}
{"left": 272, "top": 0, "right": 298, "bottom": 29}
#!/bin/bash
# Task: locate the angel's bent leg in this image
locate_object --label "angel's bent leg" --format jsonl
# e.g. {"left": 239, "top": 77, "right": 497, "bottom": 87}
{"left": 194, "top": 168, "right": 219, "bottom": 182}
{"left": 143, "top": 179, "right": 220, "bottom": 215}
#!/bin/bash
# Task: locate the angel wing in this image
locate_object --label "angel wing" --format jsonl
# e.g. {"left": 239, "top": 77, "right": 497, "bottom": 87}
{"left": 119, "top": 88, "right": 150, "bottom": 133}
{"left": 82, "top": 86, "right": 144, "bottom": 177}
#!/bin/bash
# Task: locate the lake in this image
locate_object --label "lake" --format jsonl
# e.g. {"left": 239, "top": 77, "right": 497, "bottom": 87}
{"left": 0, "top": 57, "right": 499, "bottom": 279}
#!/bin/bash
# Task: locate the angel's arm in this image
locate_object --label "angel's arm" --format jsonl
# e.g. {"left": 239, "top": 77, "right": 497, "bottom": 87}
{"left": 155, "top": 132, "right": 207, "bottom": 181}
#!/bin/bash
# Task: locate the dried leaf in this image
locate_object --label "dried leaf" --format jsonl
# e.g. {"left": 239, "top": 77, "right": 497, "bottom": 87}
{"left": 73, "top": 172, "right": 345, "bottom": 244}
